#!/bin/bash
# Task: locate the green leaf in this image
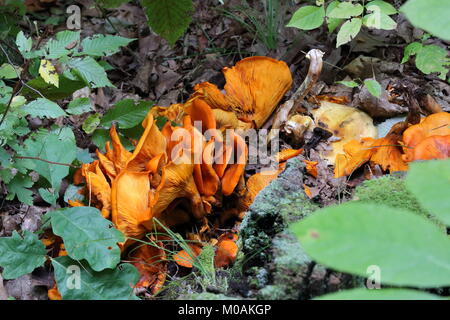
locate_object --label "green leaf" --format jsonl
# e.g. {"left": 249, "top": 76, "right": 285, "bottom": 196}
{"left": 142, "top": 0, "right": 193, "bottom": 45}
{"left": 76, "top": 147, "right": 94, "bottom": 163}
{"left": 0, "top": 231, "right": 46, "bottom": 279}
{"left": 66, "top": 57, "right": 113, "bottom": 88}
{"left": 5, "top": 173, "right": 33, "bottom": 205}
{"left": 326, "top": 1, "right": 343, "bottom": 33}
{"left": 402, "top": 42, "right": 423, "bottom": 64}
{"left": 400, "top": 0, "right": 450, "bottom": 41}
{"left": 16, "top": 31, "right": 32, "bottom": 57}
{"left": 364, "top": 79, "right": 382, "bottom": 98}
{"left": 92, "top": 129, "right": 110, "bottom": 152}
{"left": 287, "top": 5, "right": 325, "bottom": 31}
{"left": 316, "top": 288, "right": 444, "bottom": 300}
{"left": 77, "top": 35, "right": 134, "bottom": 57}
{"left": 336, "top": 18, "right": 362, "bottom": 47}
{"left": 38, "top": 188, "right": 58, "bottom": 205}
{"left": 50, "top": 207, "right": 124, "bottom": 271}
{"left": 43, "top": 30, "right": 80, "bottom": 59}
{"left": 336, "top": 80, "right": 359, "bottom": 88}
{"left": 52, "top": 256, "right": 139, "bottom": 300}
{"left": 25, "top": 75, "right": 86, "bottom": 101}
{"left": 327, "top": 2, "right": 363, "bottom": 19}
{"left": 290, "top": 202, "right": 450, "bottom": 288}
{"left": 0, "top": 63, "right": 19, "bottom": 79}
{"left": 100, "top": 99, "right": 153, "bottom": 129}
{"left": 22, "top": 98, "right": 66, "bottom": 119}
{"left": 66, "top": 97, "right": 92, "bottom": 115}
{"left": 406, "top": 159, "right": 450, "bottom": 226}
{"left": 362, "top": 12, "right": 397, "bottom": 30}
{"left": 415, "top": 45, "right": 449, "bottom": 80}
{"left": 21, "top": 128, "right": 77, "bottom": 189}
{"left": 366, "top": 0, "right": 397, "bottom": 15}
{"left": 82, "top": 113, "right": 101, "bottom": 134}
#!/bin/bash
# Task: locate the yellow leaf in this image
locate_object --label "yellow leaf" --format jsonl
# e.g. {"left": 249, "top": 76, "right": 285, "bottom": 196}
{"left": 39, "top": 59, "right": 59, "bottom": 88}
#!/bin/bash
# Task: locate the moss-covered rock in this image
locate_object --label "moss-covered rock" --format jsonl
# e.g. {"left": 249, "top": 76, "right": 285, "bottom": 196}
{"left": 354, "top": 174, "right": 428, "bottom": 216}
{"left": 240, "top": 158, "right": 318, "bottom": 269}
{"left": 239, "top": 157, "right": 358, "bottom": 299}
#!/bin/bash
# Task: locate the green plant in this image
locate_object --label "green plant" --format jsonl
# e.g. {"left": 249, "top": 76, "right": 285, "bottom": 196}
{"left": 0, "top": 207, "right": 140, "bottom": 300}
{"left": 220, "top": 0, "right": 286, "bottom": 51}
{"left": 290, "top": 159, "right": 450, "bottom": 300}
{"left": 337, "top": 78, "right": 382, "bottom": 98}
{"left": 287, "top": 0, "right": 398, "bottom": 48}
{"left": 0, "top": 30, "right": 137, "bottom": 205}
{"left": 401, "top": 38, "right": 450, "bottom": 82}
{"left": 98, "top": 0, "right": 195, "bottom": 45}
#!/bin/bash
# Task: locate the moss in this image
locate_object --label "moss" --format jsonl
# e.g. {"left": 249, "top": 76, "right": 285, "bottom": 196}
{"left": 255, "top": 231, "right": 313, "bottom": 300}
{"left": 354, "top": 174, "right": 428, "bottom": 216}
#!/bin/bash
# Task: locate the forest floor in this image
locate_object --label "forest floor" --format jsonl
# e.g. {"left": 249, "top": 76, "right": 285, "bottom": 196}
{"left": 1, "top": 0, "right": 449, "bottom": 300}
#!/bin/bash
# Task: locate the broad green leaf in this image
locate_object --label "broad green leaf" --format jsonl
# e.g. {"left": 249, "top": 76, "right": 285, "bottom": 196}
{"left": 78, "top": 35, "right": 134, "bottom": 57}
{"left": 142, "top": 0, "right": 193, "bottom": 45}
{"left": 415, "top": 45, "right": 449, "bottom": 80}
{"left": 327, "top": 2, "right": 363, "bottom": 19}
{"left": 66, "top": 57, "right": 113, "bottom": 88}
{"left": 291, "top": 202, "right": 450, "bottom": 288}
{"left": 401, "top": 42, "right": 423, "bottom": 63}
{"left": 0, "top": 63, "right": 19, "bottom": 79}
{"left": 406, "top": 159, "right": 450, "bottom": 226}
{"left": 82, "top": 113, "right": 101, "bottom": 134}
{"left": 5, "top": 173, "right": 33, "bottom": 205}
{"left": 363, "top": 12, "right": 397, "bottom": 30}
{"left": 43, "top": 30, "right": 80, "bottom": 59}
{"left": 316, "top": 288, "right": 444, "bottom": 300}
{"left": 39, "top": 59, "right": 59, "bottom": 88}
{"left": 100, "top": 99, "right": 153, "bottom": 129}
{"left": 0, "top": 231, "right": 46, "bottom": 279}
{"left": 336, "top": 18, "right": 362, "bottom": 47}
{"left": 21, "top": 128, "right": 77, "bottom": 189}
{"left": 22, "top": 98, "right": 66, "bottom": 118}
{"left": 336, "top": 80, "right": 359, "bottom": 88}
{"left": 287, "top": 5, "right": 325, "bottom": 31}
{"left": 400, "top": 0, "right": 450, "bottom": 41}
{"left": 364, "top": 79, "right": 382, "bottom": 98}
{"left": 66, "top": 97, "right": 92, "bottom": 115}
{"left": 366, "top": 0, "right": 397, "bottom": 15}
{"left": 52, "top": 256, "right": 140, "bottom": 300}
{"left": 50, "top": 207, "right": 124, "bottom": 271}
{"left": 25, "top": 75, "right": 86, "bottom": 101}
{"left": 326, "top": 1, "right": 343, "bottom": 33}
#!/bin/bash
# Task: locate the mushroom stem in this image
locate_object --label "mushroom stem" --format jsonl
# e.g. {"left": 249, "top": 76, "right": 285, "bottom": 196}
{"left": 267, "top": 49, "right": 324, "bottom": 139}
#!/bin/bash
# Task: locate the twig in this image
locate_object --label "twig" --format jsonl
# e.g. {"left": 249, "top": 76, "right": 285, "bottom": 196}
{"left": 14, "top": 156, "right": 80, "bottom": 168}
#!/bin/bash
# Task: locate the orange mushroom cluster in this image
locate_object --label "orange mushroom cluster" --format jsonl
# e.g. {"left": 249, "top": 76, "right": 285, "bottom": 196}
{"left": 335, "top": 112, "right": 450, "bottom": 177}
{"left": 62, "top": 56, "right": 301, "bottom": 296}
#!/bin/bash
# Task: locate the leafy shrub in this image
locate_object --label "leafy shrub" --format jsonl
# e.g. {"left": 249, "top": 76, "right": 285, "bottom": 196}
{"left": 0, "top": 30, "right": 135, "bottom": 204}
